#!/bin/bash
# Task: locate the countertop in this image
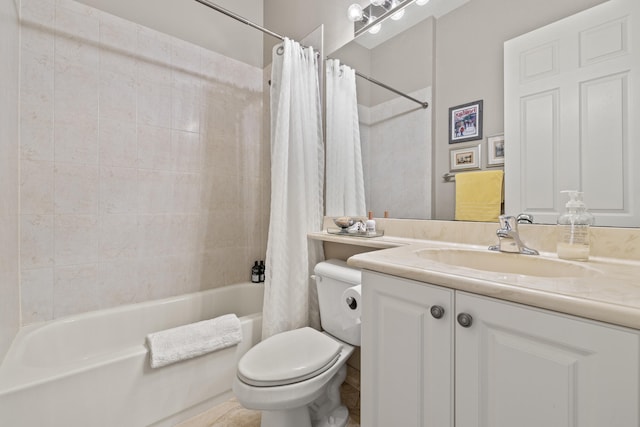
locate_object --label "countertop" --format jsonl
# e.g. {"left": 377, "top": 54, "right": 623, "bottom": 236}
{"left": 309, "top": 231, "right": 640, "bottom": 330}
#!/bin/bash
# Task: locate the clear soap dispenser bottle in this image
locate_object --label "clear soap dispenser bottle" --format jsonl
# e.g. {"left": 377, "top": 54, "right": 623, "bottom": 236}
{"left": 557, "top": 191, "right": 594, "bottom": 261}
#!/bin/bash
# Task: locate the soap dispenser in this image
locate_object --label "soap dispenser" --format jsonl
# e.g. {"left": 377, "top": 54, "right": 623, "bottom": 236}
{"left": 557, "top": 191, "right": 594, "bottom": 261}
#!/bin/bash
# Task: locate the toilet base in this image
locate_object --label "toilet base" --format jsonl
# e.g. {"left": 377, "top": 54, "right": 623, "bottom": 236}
{"left": 314, "top": 405, "right": 350, "bottom": 427}
{"left": 258, "top": 365, "right": 350, "bottom": 427}
{"left": 261, "top": 407, "right": 312, "bottom": 427}
{"left": 259, "top": 405, "right": 350, "bottom": 427}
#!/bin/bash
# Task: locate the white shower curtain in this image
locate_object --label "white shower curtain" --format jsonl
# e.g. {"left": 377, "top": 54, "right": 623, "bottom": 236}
{"left": 262, "top": 38, "right": 325, "bottom": 339}
{"left": 325, "top": 59, "right": 366, "bottom": 217}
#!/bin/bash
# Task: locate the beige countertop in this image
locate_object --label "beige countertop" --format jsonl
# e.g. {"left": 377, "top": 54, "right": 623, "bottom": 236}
{"left": 310, "top": 230, "right": 640, "bottom": 330}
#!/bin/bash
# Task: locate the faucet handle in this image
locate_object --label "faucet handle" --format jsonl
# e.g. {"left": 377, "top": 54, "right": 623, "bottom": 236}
{"left": 517, "top": 213, "right": 534, "bottom": 224}
{"left": 498, "top": 215, "right": 517, "bottom": 230}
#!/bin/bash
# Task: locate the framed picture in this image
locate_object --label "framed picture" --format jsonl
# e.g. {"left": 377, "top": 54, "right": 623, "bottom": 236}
{"left": 449, "top": 100, "right": 483, "bottom": 144}
{"left": 450, "top": 143, "right": 481, "bottom": 171}
{"left": 487, "top": 134, "right": 505, "bottom": 166}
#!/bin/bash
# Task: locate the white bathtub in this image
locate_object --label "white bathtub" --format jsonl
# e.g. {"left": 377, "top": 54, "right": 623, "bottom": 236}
{"left": 0, "top": 282, "right": 264, "bottom": 427}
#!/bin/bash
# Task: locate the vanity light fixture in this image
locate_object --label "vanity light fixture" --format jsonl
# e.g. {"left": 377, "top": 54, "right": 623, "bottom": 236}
{"left": 390, "top": 0, "right": 405, "bottom": 20}
{"left": 347, "top": 3, "right": 364, "bottom": 21}
{"left": 368, "top": 21, "right": 382, "bottom": 34}
{"left": 347, "top": 0, "right": 417, "bottom": 37}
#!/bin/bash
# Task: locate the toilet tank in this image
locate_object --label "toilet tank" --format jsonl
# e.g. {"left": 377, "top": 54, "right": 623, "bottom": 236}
{"left": 314, "top": 259, "right": 361, "bottom": 346}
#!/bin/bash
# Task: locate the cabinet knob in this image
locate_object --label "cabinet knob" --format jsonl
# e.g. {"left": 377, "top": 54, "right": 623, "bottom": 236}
{"left": 457, "top": 313, "right": 473, "bottom": 328}
{"left": 430, "top": 305, "right": 445, "bottom": 319}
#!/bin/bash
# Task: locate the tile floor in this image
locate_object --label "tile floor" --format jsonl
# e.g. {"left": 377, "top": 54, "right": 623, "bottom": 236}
{"left": 177, "top": 370, "right": 361, "bottom": 427}
{"left": 176, "top": 397, "right": 360, "bottom": 427}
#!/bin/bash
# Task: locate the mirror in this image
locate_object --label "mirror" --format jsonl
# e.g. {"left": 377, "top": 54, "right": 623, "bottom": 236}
{"left": 329, "top": 5, "right": 437, "bottom": 219}
{"left": 326, "top": 0, "right": 638, "bottom": 227}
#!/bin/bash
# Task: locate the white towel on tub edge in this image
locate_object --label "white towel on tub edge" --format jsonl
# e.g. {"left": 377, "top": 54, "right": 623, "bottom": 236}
{"left": 146, "top": 313, "right": 242, "bottom": 369}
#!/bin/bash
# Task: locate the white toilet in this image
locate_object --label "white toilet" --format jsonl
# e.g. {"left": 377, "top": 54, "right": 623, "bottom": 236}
{"left": 232, "top": 259, "right": 362, "bottom": 427}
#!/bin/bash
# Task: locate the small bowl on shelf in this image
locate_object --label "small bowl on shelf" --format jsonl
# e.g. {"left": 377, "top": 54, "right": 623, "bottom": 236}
{"left": 333, "top": 216, "right": 355, "bottom": 229}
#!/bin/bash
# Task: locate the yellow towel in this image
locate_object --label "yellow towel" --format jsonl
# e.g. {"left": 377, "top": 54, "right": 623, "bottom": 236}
{"left": 455, "top": 170, "right": 504, "bottom": 222}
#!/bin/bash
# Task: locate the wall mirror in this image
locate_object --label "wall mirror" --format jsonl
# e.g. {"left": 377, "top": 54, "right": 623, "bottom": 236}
{"left": 326, "top": 0, "right": 639, "bottom": 227}
{"left": 325, "top": 0, "right": 469, "bottom": 220}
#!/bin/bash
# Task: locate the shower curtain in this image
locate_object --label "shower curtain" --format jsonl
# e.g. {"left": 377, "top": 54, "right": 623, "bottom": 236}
{"left": 262, "top": 38, "right": 325, "bottom": 339}
{"left": 325, "top": 59, "right": 366, "bottom": 217}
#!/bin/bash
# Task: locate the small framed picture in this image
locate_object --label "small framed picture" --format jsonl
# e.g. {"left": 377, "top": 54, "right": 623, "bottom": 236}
{"left": 450, "top": 143, "right": 481, "bottom": 171}
{"left": 487, "top": 134, "right": 505, "bottom": 166}
{"left": 449, "top": 100, "right": 483, "bottom": 144}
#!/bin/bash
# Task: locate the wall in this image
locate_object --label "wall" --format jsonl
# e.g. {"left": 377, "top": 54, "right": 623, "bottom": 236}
{"left": 370, "top": 17, "right": 435, "bottom": 106}
{"left": 263, "top": 0, "right": 355, "bottom": 65}
{"left": 433, "top": 0, "right": 608, "bottom": 219}
{"left": 72, "top": 0, "right": 265, "bottom": 68}
{"left": 0, "top": 0, "right": 20, "bottom": 360}
{"left": 17, "top": 0, "right": 268, "bottom": 325}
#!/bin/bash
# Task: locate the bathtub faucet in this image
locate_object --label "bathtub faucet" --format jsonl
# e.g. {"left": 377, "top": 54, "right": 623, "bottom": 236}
{"left": 488, "top": 215, "right": 539, "bottom": 255}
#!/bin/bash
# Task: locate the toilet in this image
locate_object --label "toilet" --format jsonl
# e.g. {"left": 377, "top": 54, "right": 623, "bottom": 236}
{"left": 232, "top": 259, "right": 361, "bottom": 427}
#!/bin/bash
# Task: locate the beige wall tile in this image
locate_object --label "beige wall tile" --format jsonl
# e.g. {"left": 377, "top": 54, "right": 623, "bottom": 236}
{"left": 21, "top": 268, "right": 54, "bottom": 324}
{"left": 15, "top": 0, "right": 267, "bottom": 326}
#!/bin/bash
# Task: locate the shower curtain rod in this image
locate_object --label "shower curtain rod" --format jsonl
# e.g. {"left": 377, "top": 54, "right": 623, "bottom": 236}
{"left": 352, "top": 70, "right": 429, "bottom": 109}
{"left": 194, "top": 0, "right": 429, "bottom": 109}
{"left": 194, "top": 0, "right": 286, "bottom": 44}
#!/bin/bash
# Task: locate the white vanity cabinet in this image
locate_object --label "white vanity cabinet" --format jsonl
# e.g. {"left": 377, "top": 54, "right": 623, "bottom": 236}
{"left": 361, "top": 271, "right": 640, "bottom": 427}
{"left": 455, "top": 291, "right": 640, "bottom": 427}
{"left": 361, "top": 271, "right": 455, "bottom": 427}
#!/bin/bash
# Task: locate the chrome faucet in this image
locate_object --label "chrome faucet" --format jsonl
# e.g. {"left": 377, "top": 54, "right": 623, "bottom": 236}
{"left": 489, "top": 215, "right": 539, "bottom": 255}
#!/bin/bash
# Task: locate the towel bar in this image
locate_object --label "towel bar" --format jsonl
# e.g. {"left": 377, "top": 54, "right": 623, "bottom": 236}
{"left": 443, "top": 172, "right": 456, "bottom": 182}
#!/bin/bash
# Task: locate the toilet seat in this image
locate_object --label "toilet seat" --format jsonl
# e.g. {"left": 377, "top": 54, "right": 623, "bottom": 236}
{"left": 237, "top": 327, "right": 342, "bottom": 387}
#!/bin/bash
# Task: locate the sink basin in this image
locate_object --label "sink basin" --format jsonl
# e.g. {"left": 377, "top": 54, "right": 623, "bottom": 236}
{"left": 415, "top": 248, "right": 599, "bottom": 278}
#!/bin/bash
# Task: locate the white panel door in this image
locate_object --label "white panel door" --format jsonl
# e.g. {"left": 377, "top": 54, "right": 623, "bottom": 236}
{"left": 455, "top": 292, "right": 640, "bottom": 427}
{"left": 361, "top": 271, "right": 454, "bottom": 427}
{"left": 505, "top": 0, "right": 640, "bottom": 226}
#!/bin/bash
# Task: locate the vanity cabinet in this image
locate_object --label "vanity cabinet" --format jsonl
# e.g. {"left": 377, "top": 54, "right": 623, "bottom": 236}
{"left": 361, "top": 271, "right": 455, "bottom": 427}
{"left": 361, "top": 271, "right": 640, "bottom": 427}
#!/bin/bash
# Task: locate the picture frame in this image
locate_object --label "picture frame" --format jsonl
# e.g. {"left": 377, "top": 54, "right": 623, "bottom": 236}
{"left": 487, "top": 133, "right": 505, "bottom": 166}
{"left": 449, "top": 100, "right": 483, "bottom": 144}
{"left": 450, "top": 143, "right": 482, "bottom": 171}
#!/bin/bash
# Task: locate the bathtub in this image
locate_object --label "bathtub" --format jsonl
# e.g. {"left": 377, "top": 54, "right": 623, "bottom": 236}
{"left": 0, "top": 282, "right": 264, "bottom": 427}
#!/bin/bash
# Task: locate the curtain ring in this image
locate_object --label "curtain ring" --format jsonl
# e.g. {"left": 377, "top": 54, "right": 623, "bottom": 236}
{"left": 276, "top": 46, "right": 284, "bottom": 55}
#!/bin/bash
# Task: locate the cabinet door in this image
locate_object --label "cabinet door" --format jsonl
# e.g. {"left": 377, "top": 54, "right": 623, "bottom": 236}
{"left": 456, "top": 292, "right": 640, "bottom": 427}
{"left": 361, "top": 271, "right": 454, "bottom": 427}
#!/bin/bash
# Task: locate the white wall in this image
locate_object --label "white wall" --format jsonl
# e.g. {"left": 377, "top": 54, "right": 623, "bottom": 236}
{"left": 263, "top": 0, "right": 356, "bottom": 65}
{"left": 73, "top": 0, "right": 265, "bottom": 68}
{"left": 0, "top": 0, "right": 20, "bottom": 360}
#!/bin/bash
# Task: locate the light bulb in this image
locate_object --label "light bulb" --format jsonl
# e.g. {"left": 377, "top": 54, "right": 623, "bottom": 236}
{"left": 370, "top": 0, "right": 385, "bottom": 5}
{"left": 391, "top": 8, "right": 405, "bottom": 20}
{"left": 415, "top": 0, "right": 430, "bottom": 5}
{"left": 368, "top": 22, "right": 382, "bottom": 34}
{"left": 347, "top": 3, "right": 364, "bottom": 21}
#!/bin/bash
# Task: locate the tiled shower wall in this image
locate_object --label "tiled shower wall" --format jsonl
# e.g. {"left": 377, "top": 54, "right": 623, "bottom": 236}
{"left": 359, "top": 88, "right": 432, "bottom": 220}
{"left": 0, "top": 0, "right": 20, "bottom": 358}
{"left": 19, "top": 0, "right": 269, "bottom": 324}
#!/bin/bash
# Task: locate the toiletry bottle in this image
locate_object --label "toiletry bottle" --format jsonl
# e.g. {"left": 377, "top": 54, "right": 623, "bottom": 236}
{"left": 251, "top": 261, "right": 260, "bottom": 283}
{"left": 366, "top": 211, "right": 376, "bottom": 235}
{"left": 258, "top": 260, "right": 265, "bottom": 282}
{"left": 557, "top": 191, "right": 594, "bottom": 261}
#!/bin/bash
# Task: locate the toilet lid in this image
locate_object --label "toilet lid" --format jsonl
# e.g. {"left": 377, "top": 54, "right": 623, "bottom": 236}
{"left": 237, "top": 327, "right": 342, "bottom": 387}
